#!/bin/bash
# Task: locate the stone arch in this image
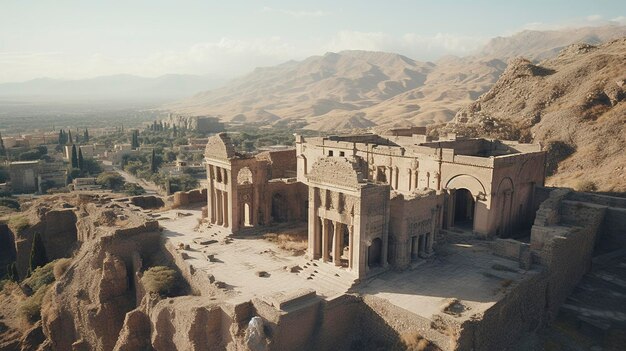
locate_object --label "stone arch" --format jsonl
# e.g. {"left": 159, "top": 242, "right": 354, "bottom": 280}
{"left": 237, "top": 167, "right": 253, "bottom": 185}
{"left": 444, "top": 174, "right": 486, "bottom": 197}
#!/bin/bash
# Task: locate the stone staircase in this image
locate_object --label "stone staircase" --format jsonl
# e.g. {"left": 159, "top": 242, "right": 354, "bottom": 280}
{"left": 298, "top": 260, "right": 357, "bottom": 297}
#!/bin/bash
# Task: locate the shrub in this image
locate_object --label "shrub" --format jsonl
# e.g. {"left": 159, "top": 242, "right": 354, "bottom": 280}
{"left": 123, "top": 183, "right": 146, "bottom": 196}
{"left": 23, "top": 260, "right": 56, "bottom": 292}
{"left": 19, "top": 283, "right": 51, "bottom": 322}
{"left": 400, "top": 331, "right": 436, "bottom": 351}
{"left": 8, "top": 215, "right": 30, "bottom": 234}
{"left": 576, "top": 180, "right": 598, "bottom": 192}
{"left": 96, "top": 172, "right": 125, "bottom": 190}
{"left": 53, "top": 258, "right": 72, "bottom": 280}
{"left": 141, "top": 266, "right": 180, "bottom": 297}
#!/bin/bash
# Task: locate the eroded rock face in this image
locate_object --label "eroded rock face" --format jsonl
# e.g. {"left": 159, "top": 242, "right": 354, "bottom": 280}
{"left": 150, "top": 297, "right": 226, "bottom": 351}
{"left": 113, "top": 309, "right": 152, "bottom": 351}
{"left": 41, "top": 217, "right": 162, "bottom": 351}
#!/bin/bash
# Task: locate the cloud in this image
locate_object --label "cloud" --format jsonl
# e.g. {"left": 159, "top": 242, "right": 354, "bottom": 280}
{"left": 262, "top": 6, "right": 331, "bottom": 18}
{"left": 325, "top": 30, "right": 487, "bottom": 60}
{"left": 609, "top": 16, "right": 626, "bottom": 24}
{"left": 587, "top": 14, "right": 603, "bottom": 22}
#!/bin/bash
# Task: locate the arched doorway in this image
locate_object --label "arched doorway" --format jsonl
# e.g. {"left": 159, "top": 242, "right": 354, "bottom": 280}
{"left": 271, "top": 193, "right": 288, "bottom": 222}
{"left": 368, "top": 238, "right": 382, "bottom": 268}
{"left": 454, "top": 189, "right": 475, "bottom": 229}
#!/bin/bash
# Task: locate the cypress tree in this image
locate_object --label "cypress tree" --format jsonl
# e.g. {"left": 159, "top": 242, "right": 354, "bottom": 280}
{"left": 8, "top": 262, "right": 19, "bottom": 281}
{"left": 84, "top": 128, "right": 89, "bottom": 142}
{"left": 71, "top": 144, "right": 78, "bottom": 168}
{"left": 0, "top": 132, "right": 5, "bottom": 156}
{"left": 172, "top": 125, "right": 177, "bottom": 137}
{"left": 78, "top": 148, "right": 84, "bottom": 171}
{"left": 150, "top": 148, "right": 157, "bottom": 173}
{"left": 68, "top": 130, "right": 73, "bottom": 145}
{"left": 28, "top": 232, "right": 48, "bottom": 276}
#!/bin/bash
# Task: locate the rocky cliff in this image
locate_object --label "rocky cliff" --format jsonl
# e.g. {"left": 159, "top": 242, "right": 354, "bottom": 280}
{"left": 440, "top": 38, "right": 626, "bottom": 192}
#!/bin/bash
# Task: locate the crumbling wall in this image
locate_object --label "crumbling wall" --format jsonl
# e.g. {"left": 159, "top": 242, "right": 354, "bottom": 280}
{"left": 454, "top": 189, "right": 608, "bottom": 350}
{"left": 129, "top": 195, "right": 165, "bottom": 209}
{"left": 172, "top": 188, "right": 207, "bottom": 208}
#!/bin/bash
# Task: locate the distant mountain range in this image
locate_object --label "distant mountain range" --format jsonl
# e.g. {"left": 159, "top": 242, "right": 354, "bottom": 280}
{"left": 0, "top": 74, "right": 226, "bottom": 102}
{"left": 167, "top": 25, "right": 626, "bottom": 131}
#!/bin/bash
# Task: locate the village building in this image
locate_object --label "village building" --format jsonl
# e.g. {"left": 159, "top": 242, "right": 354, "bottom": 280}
{"left": 204, "top": 129, "right": 546, "bottom": 279}
{"left": 7, "top": 160, "right": 67, "bottom": 193}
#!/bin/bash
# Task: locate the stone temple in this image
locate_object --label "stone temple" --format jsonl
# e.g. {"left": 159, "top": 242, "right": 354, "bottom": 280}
{"left": 204, "top": 128, "right": 545, "bottom": 280}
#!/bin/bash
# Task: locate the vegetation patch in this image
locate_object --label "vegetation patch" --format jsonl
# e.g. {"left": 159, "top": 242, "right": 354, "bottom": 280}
{"left": 263, "top": 232, "right": 308, "bottom": 256}
{"left": 18, "top": 259, "right": 67, "bottom": 322}
{"left": 400, "top": 331, "right": 438, "bottom": 351}
{"left": 576, "top": 180, "right": 598, "bottom": 192}
{"left": 8, "top": 215, "right": 30, "bottom": 234}
{"left": 141, "top": 266, "right": 182, "bottom": 297}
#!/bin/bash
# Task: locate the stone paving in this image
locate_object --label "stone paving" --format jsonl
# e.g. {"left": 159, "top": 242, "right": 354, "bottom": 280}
{"left": 158, "top": 206, "right": 541, "bottom": 322}
{"left": 158, "top": 208, "right": 356, "bottom": 304}
{"left": 357, "top": 239, "right": 539, "bottom": 321}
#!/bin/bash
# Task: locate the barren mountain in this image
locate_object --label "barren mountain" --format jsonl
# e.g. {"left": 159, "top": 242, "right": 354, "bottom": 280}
{"left": 441, "top": 38, "right": 626, "bottom": 192}
{"left": 168, "top": 26, "right": 626, "bottom": 132}
{"left": 480, "top": 25, "right": 626, "bottom": 62}
{"left": 167, "top": 50, "right": 434, "bottom": 129}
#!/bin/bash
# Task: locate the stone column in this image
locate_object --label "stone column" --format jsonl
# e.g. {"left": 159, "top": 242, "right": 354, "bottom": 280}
{"left": 216, "top": 190, "right": 223, "bottom": 225}
{"left": 394, "top": 167, "right": 399, "bottom": 190}
{"left": 413, "top": 170, "right": 419, "bottom": 190}
{"left": 321, "top": 219, "right": 329, "bottom": 262}
{"left": 333, "top": 222, "right": 342, "bottom": 267}
{"left": 348, "top": 225, "right": 354, "bottom": 270}
{"left": 222, "top": 191, "right": 229, "bottom": 228}
{"left": 387, "top": 166, "right": 393, "bottom": 188}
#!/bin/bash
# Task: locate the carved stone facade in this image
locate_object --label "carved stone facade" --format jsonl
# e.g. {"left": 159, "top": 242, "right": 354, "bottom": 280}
{"left": 205, "top": 129, "right": 546, "bottom": 280}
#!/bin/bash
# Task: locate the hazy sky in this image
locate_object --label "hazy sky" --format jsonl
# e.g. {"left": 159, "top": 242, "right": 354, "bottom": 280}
{"left": 1, "top": 0, "right": 625, "bottom": 82}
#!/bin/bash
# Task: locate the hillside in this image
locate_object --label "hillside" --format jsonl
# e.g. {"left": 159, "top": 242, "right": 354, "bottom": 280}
{"left": 441, "top": 38, "right": 626, "bottom": 192}
{"left": 167, "top": 50, "right": 435, "bottom": 129}
{"left": 168, "top": 25, "right": 626, "bottom": 131}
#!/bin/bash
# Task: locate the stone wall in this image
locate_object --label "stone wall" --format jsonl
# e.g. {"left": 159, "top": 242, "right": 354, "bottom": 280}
{"left": 451, "top": 188, "right": 609, "bottom": 350}
{"left": 172, "top": 189, "right": 207, "bottom": 208}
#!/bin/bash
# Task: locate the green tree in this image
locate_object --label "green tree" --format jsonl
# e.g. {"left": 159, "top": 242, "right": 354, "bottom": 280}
{"left": 78, "top": 148, "right": 84, "bottom": 171}
{"left": 150, "top": 149, "right": 157, "bottom": 173}
{"left": 0, "top": 132, "right": 6, "bottom": 157}
{"left": 28, "top": 232, "right": 48, "bottom": 277}
{"left": 70, "top": 144, "right": 78, "bottom": 169}
{"left": 81, "top": 158, "right": 102, "bottom": 175}
{"left": 58, "top": 130, "right": 67, "bottom": 145}
{"left": 0, "top": 166, "right": 8, "bottom": 183}
{"left": 68, "top": 130, "right": 73, "bottom": 145}
{"left": 96, "top": 172, "right": 125, "bottom": 190}
{"left": 7, "top": 262, "right": 19, "bottom": 282}
{"left": 83, "top": 128, "right": 89, "bottom": 142}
